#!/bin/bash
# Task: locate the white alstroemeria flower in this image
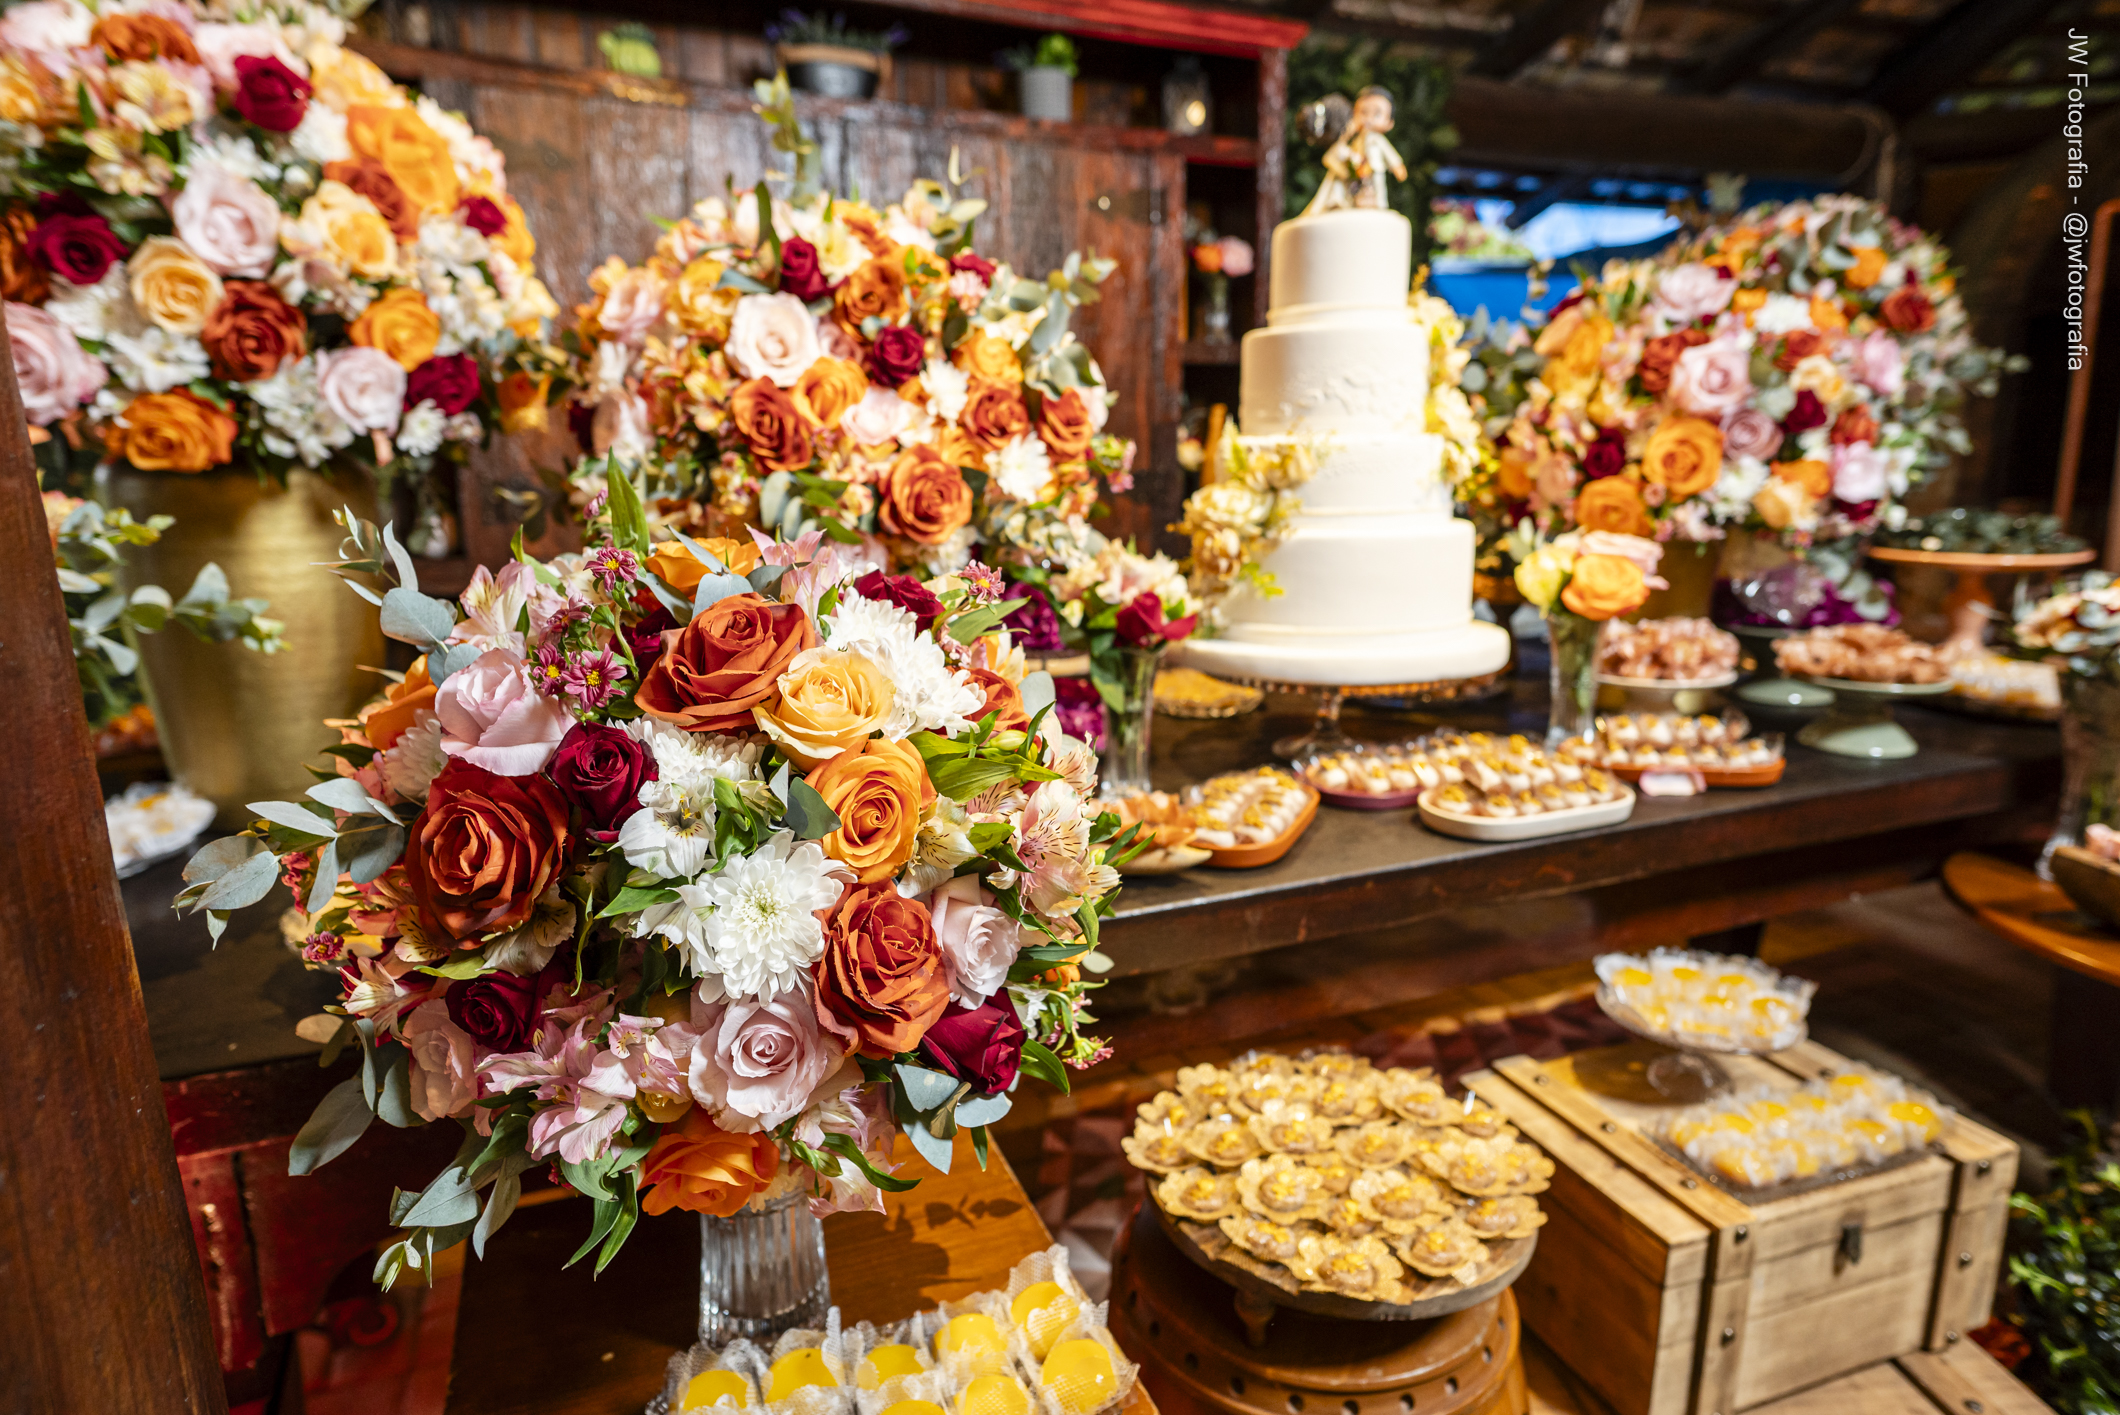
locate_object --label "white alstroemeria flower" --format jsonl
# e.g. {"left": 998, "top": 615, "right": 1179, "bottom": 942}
{"left": 899, "top": 794, "right": 976, "bottom": 897}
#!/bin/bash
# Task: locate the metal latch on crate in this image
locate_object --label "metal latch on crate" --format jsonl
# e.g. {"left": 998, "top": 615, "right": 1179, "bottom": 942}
{"left": 1839, "top": 1219, "right": 1865, "bottom": 1266}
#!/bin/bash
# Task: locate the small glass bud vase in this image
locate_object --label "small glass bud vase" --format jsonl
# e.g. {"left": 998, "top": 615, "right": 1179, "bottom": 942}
{"left": 697, "top": 1187, "right": 831, "bottom": 1346}
{"left": 1545, "top": 608, "right": 1604, "bottom": 749}
{"left": 1097, "top": 645, "right": 1160, "bottom": 799}
{"left": 1199, "top": 272, "right": 1233, "bottom": 346}
{"left": 2043, "top": 676, "right": 2120, "bottom": 878}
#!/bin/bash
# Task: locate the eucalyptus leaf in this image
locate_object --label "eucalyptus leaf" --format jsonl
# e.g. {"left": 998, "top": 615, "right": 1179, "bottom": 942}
{"left": 375, "top": 1046, "right": 419, "bottom": 1128}
{"left": 287, "top": 1076, "right": 375, "bottom": 1176}
{"left": 343, "top": 822, "right": 408, "bottom": 885}
{"left": 784, "top": 776, "right": 840, "bottom": 840}
{"left": 379, "top": 586, "right": 457, "bottom": 648}
{"left": 197, "top": 849, "right": 281, "bottom": 911}
{"left": 692, "top": 571, "right": 757, "bottom": 615}
{"left": 307, "top": 775, "right": 401, "bottom": 821}
{"left": 305, "top": 838, "right": 341, "bottom": 916}
{"left": 397, "top": 1165, "right": 481, "bottom": 1229}
{"left": 428, "top": 640, "right": 484, "bottom": 687}
{"left": 183, "top": 834, "right": 265, "bottom": 886}
{"left": 955, "top": 1092, "right": 1012, "bottom": 1127}
{"left": 894, "top": 1062, "right": 962, "bottom": 1114}
{"left": 1018, "top": 671, "right": 1055, "bottom": 719}
{"left": 905, "top": 1116, "right": 955, "bottom": 1174}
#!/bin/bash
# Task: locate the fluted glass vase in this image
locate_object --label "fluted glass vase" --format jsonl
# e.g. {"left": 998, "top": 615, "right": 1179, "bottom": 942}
{"left": 1546, "top": 608, "right": 1604, "bottom": 749}
{"left": 697, "top": 1189, "right": 831, "bottom": 1346}
{"left": 2043, "top": 676, "right": 2120, "bottom": 879}
{"left": 1097, "top": 645, "right": 1160, "bottom": 798}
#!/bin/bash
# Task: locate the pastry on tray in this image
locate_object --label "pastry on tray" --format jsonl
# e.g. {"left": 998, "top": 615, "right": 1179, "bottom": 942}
{"left": 1598, "top": 617, "right": 1740, "bottom": 682}
{"left": 1185, "top": 767, "right": 1319, "bottom": 865}
{"left": 1772, "top": 624, "right": 1948, "bottom": 684}
{"left": 1651, "top": 1063, "right": 1951, "bottom": 1191}
{"left": 1107, "top": 791, "right": 1212, "bottom": 874}
{"left": 1595, "top": 948, "right": 1816, "bottom": 1053}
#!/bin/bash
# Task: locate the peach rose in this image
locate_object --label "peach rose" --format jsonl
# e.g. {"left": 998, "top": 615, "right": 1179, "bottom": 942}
{"left": 1496, "top": 446, "right": 1535, "bottom": 501}
{"left": 793, "top": 356, "right": 867, "bottom": 430}
{"left": 1753, "top": 477, "right": 1813, "bottom": 531}
{"left": 128, "top": 237, "right": 224, "bottom": 335}
{"left": 92, "top": 14, "right": 199, "bottom": 63}
{"left": 1771, "top": 458, "right": 1832, "bottom": 499}
{"left": 322, "top": 157, "right": 419, "bottom": 242}
{"left": 299, "top": 180, "right": 398, "bottom": 280}
{"left": 728, "top": 377, "right": 815, "bottom": 473}
{"left": 1037, "top": 388, "right": 1095, "bottom": 461}
{"left": 360, "top": 655, "right": 436, "bottom": 752}
{"left": 1641, "top": 416, "right": 1723, "bottom": 500}
{"left": 726, "top": 290, "right": 820, "bottom": 385}
{"left": 645, "top": 536, "right": 764, "bottom": 596}
{"left": 961, "top": 382, "right": 1030, "bottom": 454}
{"left": 833, "top": 256, "right": 906, "bottom": 335}
{"left": 671, "top": 256, "right": 738, "bottom": 338}
{"left": 879, "top": 444, "right": 973, "bottom": 545}
{"left": 755, "top": 647, "right": 896, "bottom": 769}
{"left": 308, "top": 45, "right": 402, "bottom": 113}
{"left": 346, "top": 103, "right": 459, "bottom": 214}
{"left": 489, "top": 192, "right": 535, "bottom": 267}
{"left": 110, "top": 390, "right": 238, "bottom": 472}
{"left": 1573, "top": 476, "right": 1653, "bottom": 537}
{"left": 1560, "top": 553, "right": 1649, "bottom": 621}
{"left": 638, "top": 1107, "right": 780, "bottom": 1218}
{"left": 806, "top": 737, "right": 928, "bottom": 883}
{"left": 349, "top": 286, "right": 441, "bottom": 370}
{"left": 964, "top": 667, "right": 1027, "bottom": 732}
{"left": 953, "top": 330, "right": 1022, "bottom": 386}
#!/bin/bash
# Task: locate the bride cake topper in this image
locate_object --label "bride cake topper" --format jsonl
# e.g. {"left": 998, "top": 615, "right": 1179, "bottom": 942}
{"left": 1301, "top": 86, "right": 1408, "bottom": 216}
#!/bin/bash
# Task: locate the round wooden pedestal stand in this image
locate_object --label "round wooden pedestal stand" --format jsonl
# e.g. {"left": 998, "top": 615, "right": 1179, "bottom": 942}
{"left": 1108, "top": 1205, "right": 1529, "bottom": 1415}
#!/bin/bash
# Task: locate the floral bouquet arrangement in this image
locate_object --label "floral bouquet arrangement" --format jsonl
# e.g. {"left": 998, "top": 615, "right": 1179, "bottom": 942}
{"left": 175, "top": 474, "right": 1134, "bottom": 1285}
{"left": 2012, "top": 573, "right": 2120, "bottom": 687}
{"left": 1511, "top": 527, "right": 1665, "bottom": 743}
{"left": 1469, "top": 195, "right": 2019, "bottom": 566}
{"left": 1187, "top": 230, "right": 1251, "bottom": 344}
{"left": 567, "top": 76, "right": 1135, "bottom": 582}
{"left": 0, "top": 0, "right": 560, "bottom": 513}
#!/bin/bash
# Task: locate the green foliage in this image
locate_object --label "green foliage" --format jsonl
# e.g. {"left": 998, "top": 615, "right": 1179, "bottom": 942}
{"left": 764, "top": 9, "right": 907, "bottom": 54}
{"left": 1285, "top": 37, "right": 1456, "bottom": 271}
{"left": 2007, "top": 1113, "right": 2120, "bottom": 1414}
{"left": 1003, "top": 34, "right": 1077, "bottom": 76}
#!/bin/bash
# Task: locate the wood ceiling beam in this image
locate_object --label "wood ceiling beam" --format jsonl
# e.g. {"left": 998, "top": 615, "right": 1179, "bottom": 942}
{"left": 1861, "top": 0, "right": 2064, "bottom": 118}
{"left": 1465, "top": 0, "right": 1612, "bottom": 78}
{"left": 1670, "top": 0, "right": 1866, "bottom": 95}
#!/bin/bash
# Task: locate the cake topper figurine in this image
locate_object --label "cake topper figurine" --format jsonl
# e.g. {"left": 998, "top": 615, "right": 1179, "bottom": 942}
{"left": 1301, "top": 86, "right": 1407, "bottom": 216}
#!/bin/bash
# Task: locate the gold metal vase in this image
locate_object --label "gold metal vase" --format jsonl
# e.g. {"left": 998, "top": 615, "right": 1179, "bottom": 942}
{"left": 97, "top": 463, "right": 386, "bottom": 828}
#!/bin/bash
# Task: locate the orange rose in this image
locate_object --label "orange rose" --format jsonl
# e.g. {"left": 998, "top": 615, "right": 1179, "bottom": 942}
{"left": 833, "top": 256, "right": 906, "bottom": 335}
{"left": 1037, "top": 388, "right": 1095, "bottom": 461}
{"left": 793, "top": 356, "right": 867, "bottom": 430}
{"left": 1496, "top": 446, "right": 1535, "bottom": 500}
{"left": 961, "top": 382, "right": 1030, "bottom": 454}
{"left": 201, "top": 280, "right": 308, "bottom": 382}
{"left": 1560, "top": 553, "right": 1649, "bottom": 621}
{"left": 497, "top": 371, "right": 550, "bottom": 433}
{"left": 489, "top": 193, "right": 536, "bottom": 267}
{"left": 345, "top": 103, "right": 459, "bottom": 215}
{"left": 1, "top": 204, "right": 46, "bottom": 304}
{"left": 1573, "top": 476, "right": 1652, "bottom": 537}
{"left": 1844, "top": 246, "right": 1887, "bottom": 290}
{"left": 1771, "top": 459, "right": 1832, "bottom": 499}
{"left": 729, "top": 377, "right": 815, "bottom": 473}
{"left": 931, "top": 425, "right": 986, "bottom": 472}
{"left": 109, "top": 390, "right": 237, "bottom": 473}
{"left": 806, "top": 737, "right": 928, "bottom": 883}
{"left": 965, "top": 667, "right": 1028, "bottom": 732}
{"left": 756, "top": 648, "right": 896, "bottom": 769}
{"left": 349, "top": 286, "right": 441, "bottom": 370}
{"left": 638, "top": 1108, "right": 779, "bottom": 1218}
{"left": 1636, "top": 327, "right": 1709, "bottom": 394}
{"left": 360, "top": 656, "right": 436, "bottom": 752}
{"left": 645, "top": 536, "right": 764, "bottom": 596}
{"left": 636, "top": 592, "right": 817, "bottom": 734}
{"left": 92, "top": 14, "right": 198, "bottom": 63}
{"left": 1730, "top": 288, "right": 1767, "bottom": 319}
{"left": 323, "top": 157, "right": 420, "bottom": 243}
{"left": 1640, "top": 416, "right": 1723, "bottom": 500}
{"left": 953, "top": 330, "right": 1022, "bottom": 387}
{"left": 879, "top": 444, "right": 973, "bottom": 545}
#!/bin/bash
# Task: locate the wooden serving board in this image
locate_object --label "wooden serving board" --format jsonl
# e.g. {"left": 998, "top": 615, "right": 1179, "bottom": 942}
{"left": 1602, "top": 759, "right": 1787, "bottom": 789}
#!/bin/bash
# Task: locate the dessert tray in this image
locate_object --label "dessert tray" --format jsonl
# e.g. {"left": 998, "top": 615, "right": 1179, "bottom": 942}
{"left": 1108, "top": 791, "right": 1213, "bottom": 875}
{"left": 1593, "top": 950, "right": 1816, "bottom": 1099}
{"left": 1186, "top": 768, "right": 1319, "bottom": 868}
{"left": 1418, "top": 787, "right": 1634, "bottom": 842}
{"left": 1587, "top": 712, "right": 1786, "bottom": 789}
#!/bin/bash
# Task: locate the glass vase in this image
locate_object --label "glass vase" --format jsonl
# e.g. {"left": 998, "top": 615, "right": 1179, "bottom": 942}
{"left": 697, "top": 1188, "right": 831, "bottom": 1347}
{"left": 1546, "top": 608, "right": 1604, "bottom": 748}
{"left": 1097, "top": 646, "right": 1160, "bottom": 799}
{"left": 1200, "top": 273, "right": 1232, "bottom": 345}
{"left": 2042, "top": 676, "right": 2120, "bottom": 878}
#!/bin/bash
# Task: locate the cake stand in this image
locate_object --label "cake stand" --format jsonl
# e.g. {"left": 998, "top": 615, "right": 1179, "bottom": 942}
{"left": 1220, "top": 673, "right": 1507, "bottom": 759}
{"left": 1594, "top": 984, "right": 1810, "bottom": 1102}
{"left": 1867, "top": 545, "right": 2095, "bottom": 653}
{"left": 1792, "top": 676, "right": 1951, "bottom": 759}
{"left": 1727, "top": 624, "right": 1837, "bottom": 710}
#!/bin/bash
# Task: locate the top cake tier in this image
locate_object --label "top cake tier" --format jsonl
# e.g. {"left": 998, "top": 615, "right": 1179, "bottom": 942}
{"left": 1266, "top": 208, "right": 1414, "bottom": 326}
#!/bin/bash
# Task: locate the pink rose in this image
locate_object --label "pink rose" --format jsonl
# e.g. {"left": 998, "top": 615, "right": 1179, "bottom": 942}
{"left": 191, "top": 20, "right": 304, "bottom": 90}
{"left": 1721, "top": 406, "right": 1783, "bottom": 462}
{"left": 0, "top": 2, "right": 91, "bottom": 60}
{"left": 1829, "top": 440, "right": 1891, "bottom": 504}
{"left": 1849, "top": 330, "right": 1905, "bottom": 399}
{"left": 317, "top": 345, "right": 407, "bottom": 433}
{"left": 403, "top": 999, "right": 478, "bottom": 1121}
{"left": 1579, "top": 530, "right": 1667, "bottom": 586}
{"left": 1217, "top": 236, "right": 1256, "bottom": 279}
{"left": 727, "top": 292, "right": 823, "bottom": 388}
{"left": 1669, "top": 337, "right": 1753, "bottom": 417}
{"left": 841, "top": 385, "right": 916, "bottom": 447}
{"left": 928, "top": 875, "right": 1025, "bottom": 1008}
{"left": 817, "top": 315, "right": 863, "bottom": 363}
{"left": 7, "top": 301, "right": 107, "bottom": 425}
{"left": 435, "top": 648, "right": 572, "bottom": 776}
{"left": 597, "top": 265, "right": 666, "bottom": 346}
{"left": 171, "top": 163, "right": 282, "bottom": 276}
{"left": 1653, "top": 262, "right": 1734, "bottom": 324}
{"left": 686, "top": 983, "right": 846, "bottom": 1132}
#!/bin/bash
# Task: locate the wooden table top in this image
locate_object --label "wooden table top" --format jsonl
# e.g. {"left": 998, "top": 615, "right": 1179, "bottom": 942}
{"left": 444, "top": 1131, "right": 1153, "bottom": 1415}
{"left": 1941, "top": 850, "right": 2120, "bottom": 985}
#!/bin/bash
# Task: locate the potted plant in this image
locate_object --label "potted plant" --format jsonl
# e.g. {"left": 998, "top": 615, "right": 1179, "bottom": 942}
{"left": 1008, "top": 33, "right": 1078, "bottom": 122}
{"left": 767, "top": 9, "right": 906, "bottom": 100}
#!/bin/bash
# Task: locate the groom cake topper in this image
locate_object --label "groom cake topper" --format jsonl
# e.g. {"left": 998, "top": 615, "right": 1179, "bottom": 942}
{"left": 1300, "top": 86, "right": 1408, "bottom": 216}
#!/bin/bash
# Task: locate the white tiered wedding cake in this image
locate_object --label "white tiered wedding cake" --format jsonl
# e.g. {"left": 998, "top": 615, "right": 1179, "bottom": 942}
{"left": 1176, "top": 208, "right": 1511, "bottom": 687}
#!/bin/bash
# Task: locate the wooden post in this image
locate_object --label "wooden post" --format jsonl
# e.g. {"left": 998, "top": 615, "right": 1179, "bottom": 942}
{"left": 0, "top": 315, "right": 227, "bottom": 1409}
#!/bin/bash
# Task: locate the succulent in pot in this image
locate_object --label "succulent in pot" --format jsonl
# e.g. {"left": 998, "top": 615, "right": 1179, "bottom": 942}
{"left": 767, "top": 8, "right": 907, "bottom": 99}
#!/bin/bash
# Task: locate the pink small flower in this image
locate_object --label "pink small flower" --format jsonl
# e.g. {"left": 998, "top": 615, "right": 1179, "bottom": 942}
{"left": 960, "top": 560, "right": 1005, "bottom": 602}
{"left": 561, "top": 649, "right": 627, "bottom": 710}
{"left": 584, "top": 544, "right": 639, "bottom": 592}
{"left": 301, "top": 931, "right": 345, "bottom": 965}
{"left": 530, "top": 639, "right": 568, "bottom": 698}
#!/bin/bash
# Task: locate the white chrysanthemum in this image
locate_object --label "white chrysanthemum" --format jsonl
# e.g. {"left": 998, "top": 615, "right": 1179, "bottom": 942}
{"left": 415, "top": 214, "right": 490, "bottom": 271}
{"left": 922, "top": 359, "right": 969, "bottom": 423}
{"left": 106, "top": 327, "right": 211, "bottom": 393}
{"left": 627, "top": 718, "right": 762, "bottom": 789}
{"left": 1705, "top": 456, "right": 1772, "bottom": 525}
{"left": 396, "top": 401, "right": 446, "bottom": 457}
{"left": 642, "top": 832, "right": 853, "bottom": 999}
{"left": 197, "top": 131, "right": 276, "bottom": 182}
{"left": 379, "top": 710, "right": 446, "bottom": 801}
{"left": 990, "top": 433, "right": 1056, "bottom": 504}
{"left": 289, "top": 104, "right": 350, "bottom": 164}
{"left": 43, "top": 267, "right": 139, "bottom": 344}
{"left": 250, "top": 355, "right": 356, "bottom": 466}
{"left": 824, "top": 593, "right": 986, "bottom": 738}
{"left": 1752, "top": 292, "right": 1815, "bottom": 335}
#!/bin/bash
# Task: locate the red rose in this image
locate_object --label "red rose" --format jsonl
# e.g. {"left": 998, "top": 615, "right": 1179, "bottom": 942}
{"left": 950, "top": 251, "right": 996, "bottom": 282}
{"left": 851, "top": 570, "right": 941, "bottom": 632}
{"left": 965, "top": 667, "right": 1028, "bottom": 732}
{"left": 27, "top": 212, "right": 127, "bottom": 286}
{"left": 457, "top": 195, "right": 507, "bottom": 238}
{"left": 919, "top": 998, "right": 1025, "bottom": 1095}
{"left": 1780, "top": 389, "right": 1828, "bottom": 438}
{"left": 813, "top": 882, "right": 950, "bottom": 1058}
{"left": 1114, "top": 591, "right": 1196, "bottom": 649}
{"left": 405, "top": 761, "right": 572, "bottom": 944}
{"left": 445, "top": 971, "right": 542, "bottom": 1050}
{"left": 231, "top": 54, "right": 311, "bottom": 132}
{"left": 865, "top": 324, "right": 926, "bottom": 388}
{"left": 406, "top": 353, "right": 481, "bottom": 415}
{"left": 635, "top": 591, "right": 818, "bottom": 734}
{"left": 778, "top": 237, "right": 833, "bottom": 302}
{"left": 548, "top": 722, "right": 658, "bottom": 842}
{"left": 1581, "top": 430, "right": 1627, "bottom": 481}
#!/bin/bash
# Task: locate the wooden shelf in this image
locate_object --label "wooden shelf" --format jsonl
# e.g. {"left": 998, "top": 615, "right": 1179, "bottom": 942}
{"left": 1174, "top": 133, "right": 1261, "bottom": 166}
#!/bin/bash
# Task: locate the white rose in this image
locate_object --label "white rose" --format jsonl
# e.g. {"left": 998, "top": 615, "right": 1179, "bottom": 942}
{"left": 171, "top": 164, "right": 283, "bottom": 277}
{"left": 1653, "top": 262, "right": 1734, "bottom": 323}
{"left": 593, "top": 391, "right": 652, "bottom": 464}
{"left": 316, "top": 346, "right": 407, "bottom": 433}
{"left": 726, "top": 292, "right": 822, "bottom": 387}
{"left": 928, "top": 876, "right": 1024, "bottom": 1007}
{"left": 841, "top": 385, "right": 916, "bottom": 447}
{"left": 922, "top": 359, "right": 969, "bottom": 423}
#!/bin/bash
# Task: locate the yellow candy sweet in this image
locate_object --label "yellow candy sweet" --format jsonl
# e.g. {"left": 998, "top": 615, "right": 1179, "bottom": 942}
{"left": 1615, "top": 966, "right": 1653, "bottom": 987}
{"left": 883, "top": 1404, "right": 948, "bottom": 1415}
{"left": 935, "top": 1313, "right": 1009, "bottom": 1376}
{"left": 1888, "top": 1100, "right": 1943, "bottom": 1141}
{"left": 766, "top": 1349, "right": 837, "bottom": 1403}
{"left": 1009, "top": 1280, "right": 1080, "bottom": 1360}
{"left": 958, "top": 1374, "right": 1031, "bottom": 1415}
{"left": 681, "top": 1370, "right": 751, "bottom": 1411}
{"left": 858, "top": 1344, "right": 925, "bottom": 1391}
{"left": 1041, "top": 1338, "right": 1118, "bottom": 1414}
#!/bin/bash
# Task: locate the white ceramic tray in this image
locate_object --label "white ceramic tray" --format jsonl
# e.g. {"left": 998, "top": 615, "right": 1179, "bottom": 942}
{"left": 1416, "top": 785, "right": 1636, "bottom": 842}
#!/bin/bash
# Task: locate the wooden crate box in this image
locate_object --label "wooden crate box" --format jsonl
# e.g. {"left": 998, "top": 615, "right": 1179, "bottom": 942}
{"left": 1467, "top": 1040, "right": 2017, "bottom": 1415}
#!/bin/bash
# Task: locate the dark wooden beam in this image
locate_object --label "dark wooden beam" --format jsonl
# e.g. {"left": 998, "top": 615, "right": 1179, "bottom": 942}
{"left": 1503, "top": 172, "right": 1593, "bottom": 228}
{"left": 0, "top": 328, "right": 227, "bottom": 1406}
{"left": 1306, "top": 12, "right": 1495, "bottom": 51}
{"left": 1671, "top": 0, "right": 1866, "bottom": 95}
{"left": 1465, "top": 0, "right": 1610, "bottom": 78}
{"left": 1862, "top": 0, "right": 2064, "bottom": 118}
